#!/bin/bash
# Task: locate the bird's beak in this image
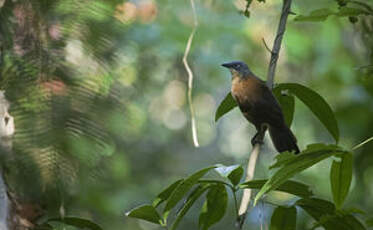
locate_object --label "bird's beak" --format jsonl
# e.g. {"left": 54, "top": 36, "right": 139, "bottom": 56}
{"left": 221, "top": 62, "right": 233, "bottom": 69}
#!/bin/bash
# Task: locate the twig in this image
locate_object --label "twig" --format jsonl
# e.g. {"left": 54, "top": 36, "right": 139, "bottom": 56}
{"left": 237, "top": 0, "right": 293, "bottom": 228}
{"left": 183, "top": 0, "right": 199, "bottom": 147}
{"left": 261, "top": 38, "right": 273, "bottom": 54}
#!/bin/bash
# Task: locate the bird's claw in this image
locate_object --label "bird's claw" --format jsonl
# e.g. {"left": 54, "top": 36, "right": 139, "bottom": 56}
{"left": 251, "top": 133, "right": 264, "bottom": 146}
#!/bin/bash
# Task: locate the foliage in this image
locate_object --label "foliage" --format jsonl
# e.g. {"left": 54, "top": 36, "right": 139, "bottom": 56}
{"left": 127, "top": 0, "right": 373, "bottom": 229}
{"left": 127, "top": 142, "right": 365, "bottom": 229}
{"left": 1, "top": 0, "right": 373, "bottom": 229}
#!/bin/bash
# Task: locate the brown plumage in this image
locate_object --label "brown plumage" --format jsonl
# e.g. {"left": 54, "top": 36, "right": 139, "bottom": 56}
{"left": 222, "top": 61, "right": 299, "bottom": 154}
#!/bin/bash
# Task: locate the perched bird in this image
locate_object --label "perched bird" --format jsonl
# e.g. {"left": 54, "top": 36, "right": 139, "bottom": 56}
{"left": 222, "top": 61, "right": 299, "bottom": 154}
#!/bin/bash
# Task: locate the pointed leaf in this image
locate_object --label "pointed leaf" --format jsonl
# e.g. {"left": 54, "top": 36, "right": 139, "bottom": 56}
{"left": 126, "top": 205, "right": 162, "bottom": 225}
{"left": 215, "top": 164, "right": 244, "bottom": 186}
{"left": 270, "top": 206, "right": 297, "bottom": 230}
{"left": 330, "top": 153, "right": 353, "bottom": 209}
{"left": 153, "top": 179, "right": 184, "bottom": 207}
{"left": 275, "top": 83, "right": 339, "bottom": 143}
{"left": 296, "top": 198, "right": 335, "bottom": 220}
{"left": 254, "top": 144, "right": 347, "bottom": 205}
{"left": 296, "top": 198, "right": 366, "bottom": 230}
{"left": 240, "top": 179, "right": 313, "bottom": 198}
{"left": 215, "top": 92, "right": 237, "bottom": 122}
{"left": 199, "top": 184, "right": 228, "bottom": 230}
{"left": 337, "top": 7, "right": 369, "bottom": 17}
{"left": 294, "top": 8, "right": 335, "bottom": 22}
{"left": 47, "top": 217, "right": 103, "bottom": 230}
{"left": 273, "top": 88, "right": 295, "bottom": 127}
{"left": 163, "top": 166, "right": 216, "bottom": 220}
{"left": 170, "top": 184, "right": 211, "bottom": 230}
{"left": 270, "top": 144, "right": 342, "bottom": 169}
{"left": 294, "top": 7, "right": 369, "bottom": 22}
{"left": 366, "top": 217, "right": 373, "bottom": 227}
{"left": 339, "top": 214, "right": 366, "bottom": 230}
{"left": 228, "top": 166, "right": 244, "bottom": 186}
{"left": 341, "top": 207, "right": 366, "bottom": 215}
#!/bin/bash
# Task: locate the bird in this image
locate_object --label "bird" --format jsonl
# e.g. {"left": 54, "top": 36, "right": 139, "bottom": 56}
{"left": 221, "top": 61, "right": 300, "bottom": 154}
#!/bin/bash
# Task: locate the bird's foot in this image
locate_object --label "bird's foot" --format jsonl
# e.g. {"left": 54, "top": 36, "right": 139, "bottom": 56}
{"left": 251, "top": 132, "right": 264, "bottom": 146}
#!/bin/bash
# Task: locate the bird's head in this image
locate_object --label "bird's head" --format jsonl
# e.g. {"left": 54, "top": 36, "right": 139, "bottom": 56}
{"left": 221, "top": 61, "right": 252, "bottom": 78}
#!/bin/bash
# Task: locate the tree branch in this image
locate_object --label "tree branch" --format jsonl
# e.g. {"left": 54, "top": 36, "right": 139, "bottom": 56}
{"left": 237, "top": 0, "right": 293, "bottom": 228}
{"left": 267, "top": 0, "right": 292, "bottom": 89}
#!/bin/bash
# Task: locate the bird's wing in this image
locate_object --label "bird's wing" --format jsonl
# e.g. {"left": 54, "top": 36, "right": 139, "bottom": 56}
{"left": 251, "top": 84, "right": 285, "bottom": 127}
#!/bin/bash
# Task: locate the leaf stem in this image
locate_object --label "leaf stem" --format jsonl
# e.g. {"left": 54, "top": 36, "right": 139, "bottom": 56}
{"left": 232, "top": 188, "right": 240, "bottom": 219}
{"left": 198, "top": 179, "right": 240, "bottom": 219}
{"left": 352, "top": 136, "right": 373, "bottom": 150}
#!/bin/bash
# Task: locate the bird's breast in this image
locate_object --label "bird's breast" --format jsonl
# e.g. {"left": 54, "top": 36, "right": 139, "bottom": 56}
{"left": 231, "top": 76, "right": 261, "bottom": 104}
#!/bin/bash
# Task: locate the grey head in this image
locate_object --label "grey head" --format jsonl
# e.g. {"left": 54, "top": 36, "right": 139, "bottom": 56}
{"left": 221, "top": 61, "right": 252, "bottom": 78}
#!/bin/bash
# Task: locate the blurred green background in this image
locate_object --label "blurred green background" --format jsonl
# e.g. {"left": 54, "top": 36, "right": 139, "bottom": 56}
{"left": 0, "top": 0, "right": 372, "bottom": 229}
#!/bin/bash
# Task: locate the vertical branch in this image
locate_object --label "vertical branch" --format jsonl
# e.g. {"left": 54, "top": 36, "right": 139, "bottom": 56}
{"left": 238, "top": 144, "right": 260, "bottom": 215}
{"left": 237, "top": 0, "right": 293, "bottom": 228}
{"left": 267, "top": 0, "right": 292, "bottom": 88}
{"left": 183, "top": 0, "right": 200, "bottom": 147}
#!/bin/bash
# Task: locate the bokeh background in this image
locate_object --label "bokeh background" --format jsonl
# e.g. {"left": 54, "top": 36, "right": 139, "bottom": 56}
{"left": 0, "top": 0, "right": 372, "bottom": 229}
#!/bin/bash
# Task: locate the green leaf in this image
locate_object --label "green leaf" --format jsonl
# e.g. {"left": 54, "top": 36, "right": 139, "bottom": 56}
{"left": 228, "top": 166, "right": 244, "bottom": 186}
{"left": 294, "top": 7, "right": 369, "bottom": 23}
{"left": 254, "top": 144, "right": 346, "bottom": 205}
{"left": 270, "top": 206, "right": 297, "bottom": 230}
{"left": 163, "top": 166, "right": 216, "bottom": 220}
{"left": 269, "top": 151, "right": 296, "bottom": 169}
{"left": 153, "top": 179, "right": 184, "bottom": 207}
{"left": 330, "top": 153, "right": 353, "bottom": 209}
{"left": 47, "top": 217, "right": 103, "bottom": 230}
{"left": 215, "top": 164, "right": 244, "bottom": 186}
{"left": 340, "top": 214, "right": 367, "bottom": 230}
{"left": 337, "top": 7, "right": 369, "bottom": 17}
{"left": 270, "top": 144, "right": 343, "bottom": 169}
{"left": 296, "top": 198, "right": 335, "bottom": 220}
{"left": 215, "top": 92, "right": 237, "bottom": 122}
{"left": 366, "top": 217, "right": 373, "bottom": 227}
{"left": 170, "top": 184, "right": 211, "bottom": 230}
{"left": 341, "top": 207, "right": 366, "bottom": 215}
{"left": 294, "top": 8, "right": 336, "bottom": 22}
{"left": 35, "top": 223, "right": 53, "bottom": 230}
{"left": 275, "top": 83, "right": 339, "bottom": 143}
{"left": 273, "top": 88, "right": 295, "bottom": 127}
{"left": 296, "top": 198, "right": 366, "bottom": 230}
{"left": 126, "top": 205, "right": 162, "bottom": 225}
{"left": 199, "top": 184, "right": 228, "bottom": 230}
{"left": 239, "top": 179, "right": 313, "bottom": 198}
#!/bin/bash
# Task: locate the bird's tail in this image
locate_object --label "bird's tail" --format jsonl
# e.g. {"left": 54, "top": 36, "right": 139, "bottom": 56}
{"left": 269, "top": 124, "right": 300, "bottom": 154}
